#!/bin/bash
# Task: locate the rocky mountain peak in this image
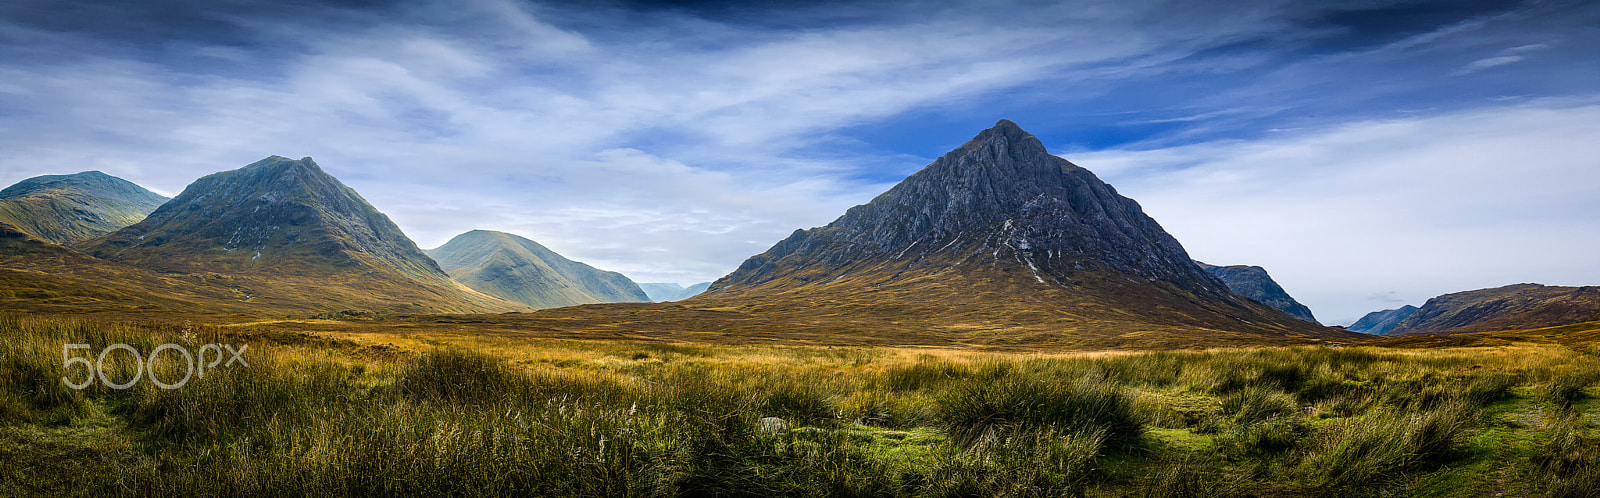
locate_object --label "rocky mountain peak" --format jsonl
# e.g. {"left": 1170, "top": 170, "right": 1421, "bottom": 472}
{"left": 1197, "top": 261, "right": 1319, "bottom": 323}
{"left": 697, "top": 120, "right": 1344, "bottom": 345}
{"left": 714, "top": 119, "right": 1228, "bottom": 298}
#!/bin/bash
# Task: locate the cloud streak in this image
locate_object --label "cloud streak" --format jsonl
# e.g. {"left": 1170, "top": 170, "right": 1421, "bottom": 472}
{"left": 1, "top": 0, "right": 1597, "bottom": 304}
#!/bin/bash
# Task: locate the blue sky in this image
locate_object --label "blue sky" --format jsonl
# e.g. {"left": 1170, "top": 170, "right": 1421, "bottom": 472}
{"left": 2, "top": 0, "right": 1597, "bottom": 325}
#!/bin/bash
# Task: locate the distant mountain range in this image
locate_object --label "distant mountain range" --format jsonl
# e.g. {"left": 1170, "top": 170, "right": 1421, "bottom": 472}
{"left": 639, "top": 282, "right": 712, "bottom": 302}
{"left": 1197, "top": 262, "right": 1318, "bottom": 323}
{"left": 1347, "top": 305, "right": 1418, "bottom": 335}
{"left": 426, "top": 230, "right": 649, "bottom": 309}
{"left": 700, "top": 120, "right": 1351, "bottom": 347}
{"left": 79, "top": 156, "right": 520, "bottom": 314}
{"left": 638, "top": 283, "right": 685, "bottom": 301}
{"left": 0, "top": 171, "right": 167, "bottom": 245}
{"left": 2, "top": 123, "right": 1592, "bottom": 349}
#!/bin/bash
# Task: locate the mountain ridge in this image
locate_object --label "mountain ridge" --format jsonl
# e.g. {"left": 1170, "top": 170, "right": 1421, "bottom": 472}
{"left": 1385, "top": 283, "right": 1600, "bottom": 335}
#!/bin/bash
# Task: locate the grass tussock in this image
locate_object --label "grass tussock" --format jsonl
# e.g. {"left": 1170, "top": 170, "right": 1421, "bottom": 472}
{"left": 4, "top": 314, "right": 1600, "bottom": 496}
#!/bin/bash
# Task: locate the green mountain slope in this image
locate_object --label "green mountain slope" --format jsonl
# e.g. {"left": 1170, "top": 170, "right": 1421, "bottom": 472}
{"left": 426, "top": 230, "right": 650, "bottom": 309}
{"left": 0, "top": 171, "right": 168, "bottom": 245}
{"left": 80, "top": 156, "right": 520, "bottom": 314}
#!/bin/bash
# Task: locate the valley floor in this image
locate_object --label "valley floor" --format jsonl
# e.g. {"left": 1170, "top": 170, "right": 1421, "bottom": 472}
{"left": 2, "top": 314, "right": 1599, "bottom": 496}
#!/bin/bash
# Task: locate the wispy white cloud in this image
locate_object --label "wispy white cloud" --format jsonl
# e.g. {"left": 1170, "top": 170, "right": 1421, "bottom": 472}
{"left": 1, "top": 0, "right": 1596, "bottom": 293}
{"left": 1073, "top": 99, "right": 1600, "bottom": 325}
{"left": 1454, "top": 55, "right": 1524, "bottom": 75}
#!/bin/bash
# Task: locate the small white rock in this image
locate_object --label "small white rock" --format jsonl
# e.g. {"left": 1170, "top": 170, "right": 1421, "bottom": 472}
{"left": 757, "top": 417, "right": 788, "bottom": 434}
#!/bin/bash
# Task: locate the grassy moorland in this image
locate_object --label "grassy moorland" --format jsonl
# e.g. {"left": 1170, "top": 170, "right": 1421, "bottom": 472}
{"left": 3, "top": 314, "right": 1599, "bottom": 497}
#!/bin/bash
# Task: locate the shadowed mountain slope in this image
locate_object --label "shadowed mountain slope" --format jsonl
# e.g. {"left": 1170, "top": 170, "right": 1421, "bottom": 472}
{"left": 1197, "top": 262, "right": 1318, "bottom": 323}
{"left": 1348, "top": 305, "right": 1419, "bottom": 335}
{"left": 426, "top": 230, "right": 649, "bottom": 309}
{"left": 0, "top": 171, "right": 168, "bottom": 245}
{"left": 1385, "top": 284, "right": 1600, "bottom": 335}
{"left": 692, "top": 120, "right": 1355, "bottom": 347}
{"left": 80, "top": 156, "right": 519, "bottom": 314}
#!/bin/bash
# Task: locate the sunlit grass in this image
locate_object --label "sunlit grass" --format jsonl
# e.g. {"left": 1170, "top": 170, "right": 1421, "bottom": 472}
{"left": 3, "top": 314, "right": 1599, "bottom": 496}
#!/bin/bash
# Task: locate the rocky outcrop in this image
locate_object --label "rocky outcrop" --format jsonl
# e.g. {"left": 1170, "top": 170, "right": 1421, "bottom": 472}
{"left": 1197, "top": 262, "right": 1318, "bottom": 323}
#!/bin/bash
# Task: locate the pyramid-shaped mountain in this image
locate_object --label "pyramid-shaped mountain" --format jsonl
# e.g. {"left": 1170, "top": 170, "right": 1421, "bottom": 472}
{"left": 0, "top": 171, "right": 168, "bottom": 246}
{"left": 426, "top": 230, "right": 650, "bottom": 309}
{"left": 82, "top": 156, "right": 519, "bottom": 314}
{"left": 703, "top": 120, "right": 1351, "bottom": 346}
{"left": 1197, "top": 262, "right": 1318, "bottom": 323}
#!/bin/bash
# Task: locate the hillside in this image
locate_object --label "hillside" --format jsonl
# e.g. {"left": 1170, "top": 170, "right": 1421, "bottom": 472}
{"left": 0, "top": 219, "right": 259, "bottom": 317}
{"left": 1385, "top": 283, "right": 1600, "bottom": 335}
{"left": 426, "top": 230, "right": 649, "bottom": 309}
{"left": 0, "top": 171, "right": 168, "bottom": 245}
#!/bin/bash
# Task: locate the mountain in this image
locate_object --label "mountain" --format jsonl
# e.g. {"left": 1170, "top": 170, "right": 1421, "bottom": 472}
{"left": 698, "top": 120, "right": 1353, "bottom": 347}
{"left": 0, "top": 171, "right": 168, "bottom": 245}
{"left": 668, "top": 282, "right": 711, "bottom": 301}
{"left": 425, "top": 230, "right": 650, "bottom": 309}
{"left": 1384, "top": 284, "right": 1600, "bottom": 335}
{"left": 1347, "top": 305, "right": 1418, "bottom": 335}
{"left": 639, "top": 283, "right": 686, "bottom": 302}
{"left": 1197, "top": 262, "right": 1318, "bottom": 323}
{"left": 80, "top": 156, "right": 517, "bottom": 314}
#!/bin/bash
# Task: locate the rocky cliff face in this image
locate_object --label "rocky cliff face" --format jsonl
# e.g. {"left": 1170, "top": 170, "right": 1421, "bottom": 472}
{"left": 1386, "top": 284, "right": 1600, "bottom": 335}
{"left": 1347, "top": 305, "right": 1418, "bottom": 335}
{"left": 0, "top": 171, "right": 168, "bottom": 246}
{"left": 81, "top": 156, "right": 516, "bottom": 313}
{"left": 426, "top": 229, "right": 649, "bottom": 309}
{"left": 704, "top": 120, "right": 1349, "bottom": 346}
{"left": 1197, "top": 262, "right": 1318, "bottom": 323}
